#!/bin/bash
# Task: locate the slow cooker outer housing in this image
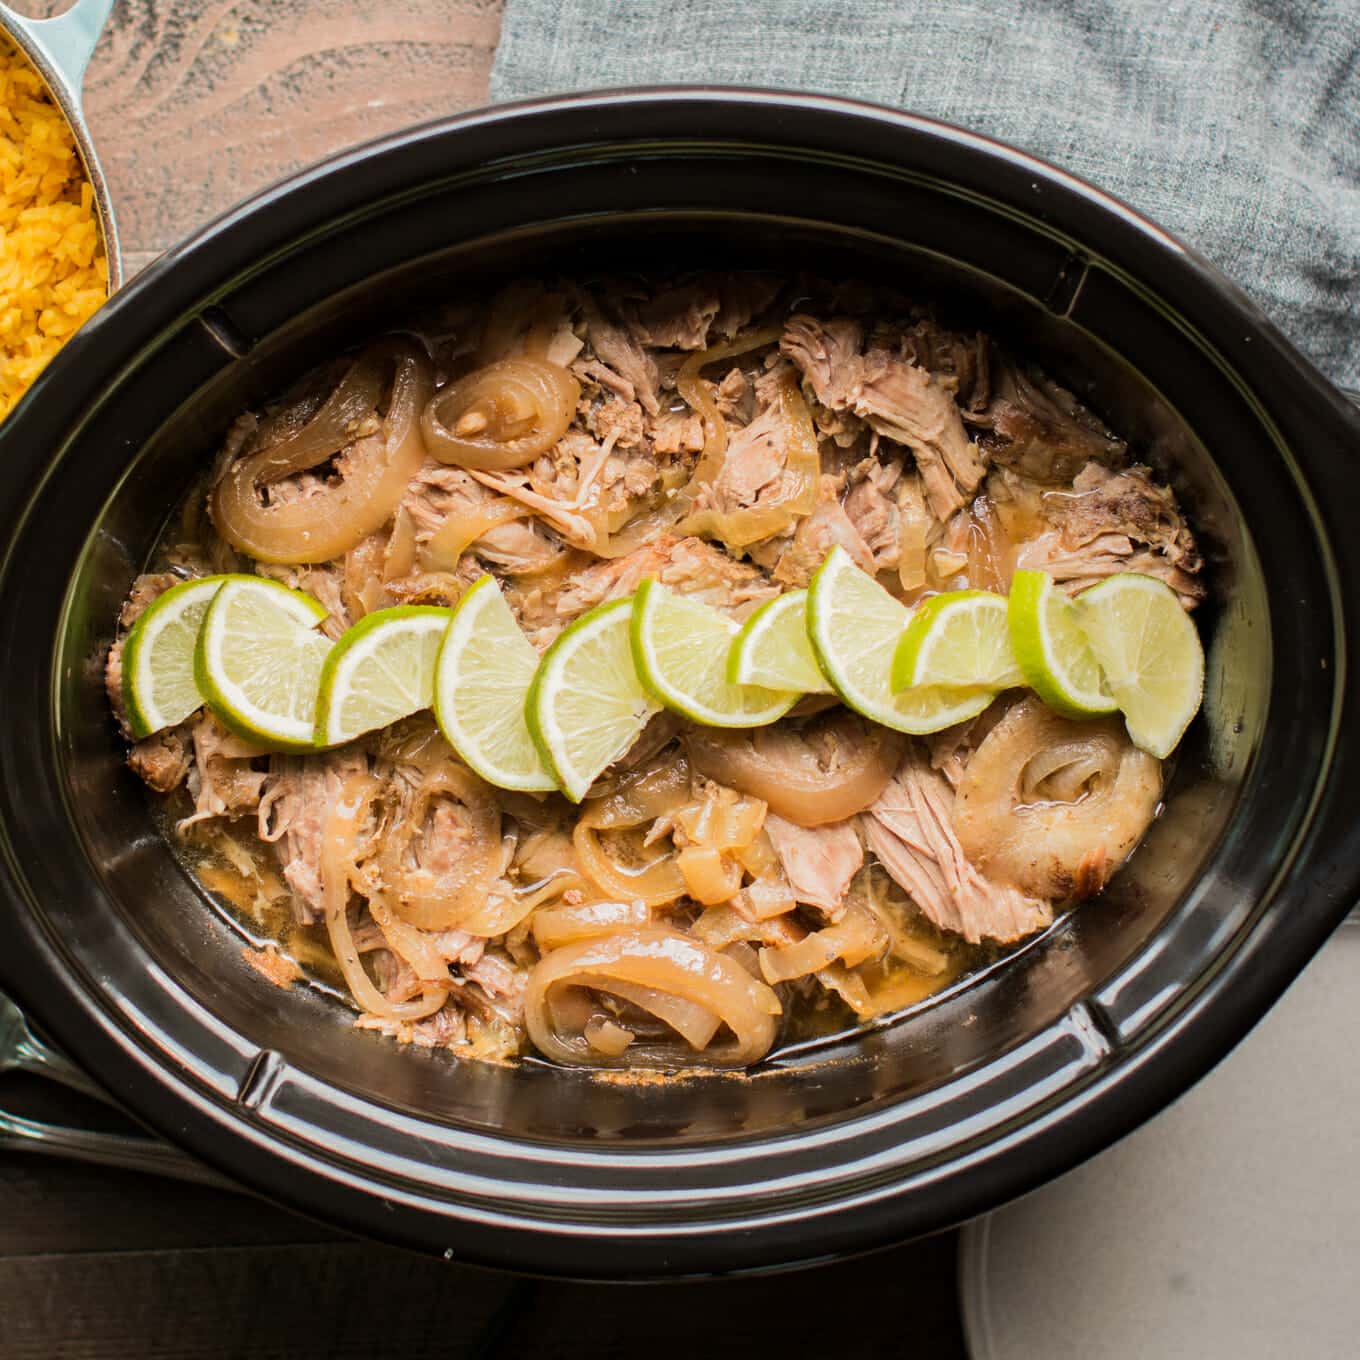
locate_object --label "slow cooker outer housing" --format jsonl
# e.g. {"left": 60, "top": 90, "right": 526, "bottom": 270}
{"left": 0, "top": 91, "right": 1356, "bottom": 1277}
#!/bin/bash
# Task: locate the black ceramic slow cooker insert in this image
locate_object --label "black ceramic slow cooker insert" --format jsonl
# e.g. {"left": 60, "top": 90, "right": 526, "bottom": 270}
{"left": 0, "top": 90, "right": 1356, "bottom": 1278}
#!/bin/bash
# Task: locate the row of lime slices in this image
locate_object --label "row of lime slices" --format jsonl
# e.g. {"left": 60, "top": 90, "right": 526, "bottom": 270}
{"left": 122, "top": 548, "right": 1204, "bottom": 804}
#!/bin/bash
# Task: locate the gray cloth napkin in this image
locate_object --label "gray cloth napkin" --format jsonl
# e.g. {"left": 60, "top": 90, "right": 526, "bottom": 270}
{"left": 490, "top": 0, "right": 1359, "bottom": 391}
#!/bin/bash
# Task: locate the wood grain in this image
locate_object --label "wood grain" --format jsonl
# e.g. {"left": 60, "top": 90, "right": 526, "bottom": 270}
{"left": 17, "top": 0, "right": 504, "bottom": 272}
{"left": 0, "top": 1226, "right": 964, "bottom": 1360}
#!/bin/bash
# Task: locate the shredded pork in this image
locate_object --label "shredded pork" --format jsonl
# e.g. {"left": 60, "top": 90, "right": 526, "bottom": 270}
{"left": 106, "top": 271, "right": 1201, "bottom": 1068}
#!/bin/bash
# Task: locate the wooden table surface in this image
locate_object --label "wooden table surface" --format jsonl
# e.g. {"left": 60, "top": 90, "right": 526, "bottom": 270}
{"left": 2, "top": 4, "right": 969, "bottom": 1355}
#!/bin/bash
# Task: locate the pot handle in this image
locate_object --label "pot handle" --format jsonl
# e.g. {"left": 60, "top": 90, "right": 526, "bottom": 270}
{"left": 0, "top": 0, "right": 115, "bottom": 107}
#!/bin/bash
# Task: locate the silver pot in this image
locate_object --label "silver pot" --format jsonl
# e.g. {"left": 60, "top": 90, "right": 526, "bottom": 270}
{"left": 1, "top": 0, "right": 122, "bottom": 289}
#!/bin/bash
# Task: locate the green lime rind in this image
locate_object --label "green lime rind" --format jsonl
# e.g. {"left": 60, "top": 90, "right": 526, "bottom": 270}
{"left": 631, "top": 578, "right": 798, "bottom": 728}
{"left": 891, "top": 588, "right": 1023, "bottom": 693}
{"left": 807, "top": 546, "right": 996, "bottom": 735}
{"left": 1007, "top": 568, "right": 1117, "bottom": 719}
{"left": 194, "top": 575, "right": 331, "bottom": 751}
{"left": 525, "top": 595, "right": 659, "bottom": 802}
{"left": 121, "top": 575, "right": 229, "bottom": 739}
{"left": 1076, "top": 572, "right": 1205, "bottom": 758}
{"left": 727, "top": 588, "right": 833, "bottom": 694}
{"left": 434, "top": 576, "right": 558, "bottom": 793}
{"left": 315, "top": 604, "right": 451, "bottom": 748}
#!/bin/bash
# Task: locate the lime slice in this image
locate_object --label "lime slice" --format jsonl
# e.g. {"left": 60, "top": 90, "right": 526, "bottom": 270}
{"left": 194, "top": 575, "right": 331, "bottom": 750}
{"left": 807, "top": 546, "right": 996, "bottom": 734}
{"left": 315, "top": 605, "right": 450, "bottom": 747}
{"left": 727, "top": 589, "right": 832, "bottom": 694}
{"left": 121, "top": 575, "right": 228, "bottom": 738}
{"left": 526, "top": 596, "right": 659, "bottom": 802}
{"left": 434, "top": 576, "right": 557, "bottom": 792}
{"left": 1076, "top": 572, "right": 1205, "bottom": 758}
{"left": 631, "top": 579, "right": 798, "bottom": 728}
{"left": 1008, "top": 568, "right": 1118, "bottom": 719}
{"left": 892, "top": 589, "right": 1023, "bottom": 692}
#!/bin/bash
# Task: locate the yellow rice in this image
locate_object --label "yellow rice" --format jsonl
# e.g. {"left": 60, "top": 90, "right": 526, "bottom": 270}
{"left": 0, "top": 34, "right": 107, "bottom": 421}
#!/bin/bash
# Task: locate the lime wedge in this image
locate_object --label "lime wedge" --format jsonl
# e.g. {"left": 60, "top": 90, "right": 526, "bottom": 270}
{"left": 892, "top": 589, "right": 1023, "bottom": 692}
{"left": 526, "top": 596, "right": 659, "bottom": 802}
{"left": 121, "top": 575, "right": 227, "bottom": 738}
{"left": 727, "top": 589, "right": 832, "bottom": 694}
{"left": 195, "top": 575, "right": 331, "bottom": 750}
{"left": 434, "top": 576, "right": 558, "bottom": 792}
{"left": 631, "top": 578, "right": 798, "bottom": 727}
{"left": 1008, "top": 568, "right": 1118, "bottom": 719}
{"left": 807, "top": 546, "right": 995, "bottom": 734}
{"left": 1076, "top": 572, "right": 1205, "bottom": 757}
{"left": 315, "top": 605, "right": 450, "bottom": 747}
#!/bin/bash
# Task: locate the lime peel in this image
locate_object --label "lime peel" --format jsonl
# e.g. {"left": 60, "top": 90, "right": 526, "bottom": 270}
{"left": 194, "top": 575, "right": 331, "bottom": 751}
{"left": 727, "top": 588, "right": 832, "bottom": 694}
{"left": 315, "top": 605, "right": 450, "bottom": 747}
{"left": 807, "top": 546, "right": 996, "bottom": 735}
{"left": 892, "top": 588, "right": 1023, "bottom": 692}
{"left": 434, "top": 576, "right": 557, "bottom": 793}
{"left": 1076, "top": 572, "right": 1205, "bottom": 758}
{"left": 526, "top": 595, "right": 659, "bottom": 802}
{"left": 631, "top": 578, "right": 797, "bottom": 728}
{"left": 1007, "top": 568, "right": 1117, "bottom": 719}
{"left": 121, "top": 575, "right": 228, "bottom": 738}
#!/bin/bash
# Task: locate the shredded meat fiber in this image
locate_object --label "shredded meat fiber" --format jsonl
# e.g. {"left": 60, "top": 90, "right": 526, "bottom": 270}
{"left": 107, "top": 272, "right": 1201, "bottom": 1071}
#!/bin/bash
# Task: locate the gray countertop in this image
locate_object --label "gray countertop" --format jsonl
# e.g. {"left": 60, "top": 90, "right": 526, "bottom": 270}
{"left": 963, "top": 920, "right": 1360, "bottom": 1359}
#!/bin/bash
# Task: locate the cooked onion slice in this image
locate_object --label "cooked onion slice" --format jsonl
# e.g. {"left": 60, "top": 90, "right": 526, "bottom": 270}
{"left": 677, "top": 326, "right": 783, "bottom": 482}
{"left": 378, "top": 759, "right": 504, "bottom": 932}
{"left": 532, "top": 899, "right": 650, "bottom": 951}
{"left": 757, "top": 903, "right": 887, "bottom": 985}
{"left": 573, "top": 755, "right": 692, "bottom": 907}
{"left": 321, "top": 773, "right": 448, "bottom": 1022}
{"left": 212, "top": 338, "right": 433, "bottom": 564}
{"left": 524, "top": 926, "right": 782, "bottom": 1068}
{"left": 422, "top": 357, "right": 579, "bottom": 470}
{"left": 955, "top": 695, "right": 1162, "bottom": 898}
{"left": 679, "top": 370, "right": 821, "bottom": 548}
{"left": 686, "top": 711, "right": 904, "bottom": 827}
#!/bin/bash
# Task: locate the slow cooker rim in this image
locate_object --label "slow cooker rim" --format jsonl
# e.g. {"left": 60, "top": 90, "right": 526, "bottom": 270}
{"left": 0, "top": 87, "right": 1356, "bottom": 1277}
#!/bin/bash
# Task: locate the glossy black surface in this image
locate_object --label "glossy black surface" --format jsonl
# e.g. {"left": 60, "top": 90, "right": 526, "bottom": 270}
{"left": 0, "top": 90, "right": 1356, "bottom": 1277}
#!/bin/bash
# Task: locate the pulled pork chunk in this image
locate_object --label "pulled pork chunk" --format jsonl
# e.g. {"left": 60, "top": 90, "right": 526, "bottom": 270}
{"left": 711, "top": 274, "right": 782, "bottom": 341}
{"left": 897, "top": 317, "right": 991, "bottom": 415}
{"left": 844, "top": 457, "right": 904, "bottom": 573}
{"left": 862, "top": 745, "right": 1052, "bottom": 945}
{"left": 626, "top": 280, "right": 722, "bottom": 351}
{"left": 400, "top": 463, "right": 564, "bottom": 576}
{"left": 781, "top": 315, "right": 863, "bottom": 409}
{"left": 543, "top": 535, "right": 778, "bottom": 637}
{"left": 686, "top": 401, "right": 793, "bottom": 529}
{"left": 129, "top": 726, "right": 194, "bottom": 794}
{"left": 763, "top": 814, "right": 863, "bottom": 919}
{"left": 401, "top": 464, "right": 484, "bottom": 546}
{"left": 180, "top": 713, "right": 268, "bottom": 828}
{"left": 1010, "top": 461, "right": 1205, "bottom": 606}
{"left": 651, "top": 408, "right": 706, "bottom": 455}
{"left": 579, "top": 299, "right": 661, "bottom": 415}
{"left": 258, "top": 751, "right": 368, "bottom": 924}
{"left": 974, "top": 358, "right": 1126, "bottom": 482}
{"left": 851, "top": 352, "right": 987, "bottom": 521}
{"left": 774, "top": 491, "right": 877, "bottom": 587}
{"left": 588, "top": 396, "right": 646, "bottom": 450}
{"left": 782, "top": 314, "right": 986, "bottom": 519}
{"left": 715, "top": 367, "right": 756, "bottom": 425}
